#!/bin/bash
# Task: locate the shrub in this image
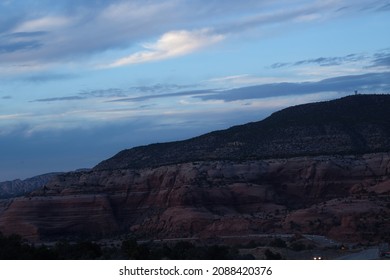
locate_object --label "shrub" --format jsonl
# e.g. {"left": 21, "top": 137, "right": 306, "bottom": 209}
{"left": 264, "top": 249, "right": 282, "bottom": 260}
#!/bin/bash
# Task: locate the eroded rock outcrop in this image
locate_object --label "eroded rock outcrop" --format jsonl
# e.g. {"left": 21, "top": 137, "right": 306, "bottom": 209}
{"left": 1, "top": 153, "right": 389, "bottom": 242}
{"left": 0, "top": 173, "right": 62, "bottom": 199}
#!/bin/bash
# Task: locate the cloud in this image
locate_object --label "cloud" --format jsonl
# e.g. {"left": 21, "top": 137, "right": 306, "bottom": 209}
{"left": 0, "top": 113, "right": 31, "bottom": 121}
{"left": 0, "top": 0, "right": 386, "bottom": 70}
{"left": 31, "top": 88, "right": 127, "bottom": 102}
{"left": 200, "top": 72, "right": 390, "bottom": 101}
{"left": 130, "top": 83, "right": 198, "bottom": 93}
{"left": 110, "top": 89, "right": 217, "bottom": 102}
{"left": 2, "top": 96, "right": 12, "bottom": 100}
{"left": 0, "top": 33, "right": 43, "bottom": 53}
{"left": 107, "top": 29, "right": 224, "bottom": 67}
{"left": 370, "top": 49, "right": 390, "bottom": 68}
{"left": 29, "top": 85, "right": 207, "bottom": 104}
{"left": 377, "top": 3, "right": 390, "bottom": 11}
{"left": 103, "top": 71, "right": 390, "bottom": 103}
{"left": 0, "top": 1, "right": 177, "bottom": 66}
{"left": 214, "top": 0, "right": 346, "bottom": 34}
{"left": 23, "top": 73, "right": 78, "bottom": 83}
{"left": 359, "top": 0, "right": 390, "bottom": 12}
{"left": 82, "top": 71, "right": 390, "bottom": 103}
{"left": 31, "top": 96, "right": 85, "bottom": 102}
{"left": 0, "top": 40, "right": 42, "bottom": 53}
{"left": 13, "top": 16, "right": 71, "bottom": 32}
{"left": 270, "top": 53, "right": 367, "bottom": 68}
{"left": 0, "top": 31, "right": 47, "bottom": 57}
{"left": 206, "top": 75, "right": 292, "bottom": 87}
{"left": 4, "top": 31, "right": 48, "bottom": 38}
{"left": 79, "top": 88, "right": 126, "bottom": 98}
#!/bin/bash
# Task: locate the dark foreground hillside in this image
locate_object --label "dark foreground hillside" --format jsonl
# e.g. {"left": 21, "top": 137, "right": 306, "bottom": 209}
{"left": 95, "top": 94, "right": 390, "bottom": 171}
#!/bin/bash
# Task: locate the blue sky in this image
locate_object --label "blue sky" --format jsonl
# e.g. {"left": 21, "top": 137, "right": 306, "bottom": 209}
{"left": 0, "top": 0, "right": 389, "bottom": 181}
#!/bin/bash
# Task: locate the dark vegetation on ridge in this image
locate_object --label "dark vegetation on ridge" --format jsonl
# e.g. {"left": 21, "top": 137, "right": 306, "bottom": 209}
{"left": 0, "top": 232, "right": 245, "bottom": 260}
{"left": 95, "top": 94, "right": 390, "bottom": 171}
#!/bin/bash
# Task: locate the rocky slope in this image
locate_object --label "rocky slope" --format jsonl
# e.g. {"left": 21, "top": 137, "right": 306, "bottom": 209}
{"left": 0, "top": 94, "right": 389, "bottom": 242}
{"left": 1, "top": 153, "right": 389, "bottom": 242}
{"left": 0, "top": 173, "right": 62, "bottom": 199}
{"left": 96, "top": 94, "right": 390, "bottom": 170}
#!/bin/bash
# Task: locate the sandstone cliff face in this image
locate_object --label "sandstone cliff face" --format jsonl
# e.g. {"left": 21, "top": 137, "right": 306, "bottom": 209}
{"left": 1, "top": 153, "right": 389, "bottom": 242}
{"left": 0, "top": 195, "right": 119, "bottom": 240}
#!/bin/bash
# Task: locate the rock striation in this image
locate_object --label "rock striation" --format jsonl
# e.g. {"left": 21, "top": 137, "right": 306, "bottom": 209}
{"left": 1, "top": 153, "right": 389, "bottom": 242}
{"left": 0, "top": 94, "right": 389, "bottom": 242}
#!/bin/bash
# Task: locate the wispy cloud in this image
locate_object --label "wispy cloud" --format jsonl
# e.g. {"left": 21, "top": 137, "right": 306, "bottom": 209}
{"left": 110, "top": 89, "right": 217, "bottom": 102}
{"left": 0, "top": 113, "right": 31, "bottom": 121}
{"left": 79, "top": 88, "right": 126, "bottom": 98}
{"left": 130, "top": 83, "right": 198, "bottom": 93}
{"left": 370, "top": 49, "right": 390, "bottom": 68}
{"left": 91, "top": 72, "right": 390, "bottom": 103}
{"left": 214, "top": 0, "right": 352, "bottom": 34}
{"left": 0, "top": 31, "right": 44, "bottom": 53}
{"left": 270, "top": 53, "right": 367, "bottom": 68}
{"left": 0, "top": 1, "right": 175, "bottom": 67}
{"left": 377, "top": 2, "right": 390, "bottom": 11}
{"left": 31, "top": 96, "right": 85, "bottom": 102}
{"left": 0, "top": 0, "right": 387, "bottom": 70}
{"left": 23, "top": 73, "right": 78, "bottom": 83}
{"left": 30, "top": 88, "right": 127, "bottom": 102}
{"left": 29, "top": 85, "right": 207, "bottom": 104}
{"left": 13, "top": 16, "right": 71, "bottom": 32}
{"left": 206, "top": 75, "right": 293, "bottom": 87}
{"left": 200, "top": 72, "right": 390, "bottom": 101}
{"left": 107, "top": 29, "right": 224, "bottom": 67}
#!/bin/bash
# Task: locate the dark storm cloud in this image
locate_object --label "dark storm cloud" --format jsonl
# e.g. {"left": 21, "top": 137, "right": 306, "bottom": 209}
{"left": 200, "top": 72, "right": 390, "bottom": 101}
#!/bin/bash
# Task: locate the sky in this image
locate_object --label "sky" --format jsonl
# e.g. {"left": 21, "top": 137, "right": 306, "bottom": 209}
{"left": 0, "top": 0, "right": 389, "bottom": 181}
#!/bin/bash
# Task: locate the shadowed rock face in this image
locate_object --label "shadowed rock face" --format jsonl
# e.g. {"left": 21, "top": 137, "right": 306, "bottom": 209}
{"left": 0, "top": 173, "right": 62, "bottom": 199}
{"left": 1, "top": 95, "right": 389, "bottom": 242}
{"left": 1, "top": 153, "right": 389, "bottom": 242}
{"left": 0, "top": 195, "right": 119, "bottom": 241}
{"left": 95, "top": 95, "right": 390, "bottom": 171}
